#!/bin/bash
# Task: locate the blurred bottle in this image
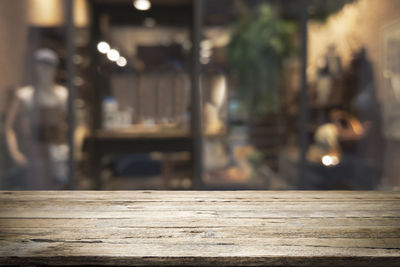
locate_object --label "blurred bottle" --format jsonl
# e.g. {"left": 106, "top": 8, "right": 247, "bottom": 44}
{"left": 103, "top": 96, "right": 119, "bottom": 129}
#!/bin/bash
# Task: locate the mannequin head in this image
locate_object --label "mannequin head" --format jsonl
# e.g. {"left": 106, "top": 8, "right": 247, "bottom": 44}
{"left": 33, "top": 49, "right": 59, "bottom": 87}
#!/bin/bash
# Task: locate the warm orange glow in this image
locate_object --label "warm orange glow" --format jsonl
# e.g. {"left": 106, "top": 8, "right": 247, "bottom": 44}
{"left": 74, "top": 0, "right": 88, "bottom": 27}
{"left": 28, "top": 0, "right": 64, "bottom": 26}
{"left": 28, "top": 0, "right": 88, "bottom": 27}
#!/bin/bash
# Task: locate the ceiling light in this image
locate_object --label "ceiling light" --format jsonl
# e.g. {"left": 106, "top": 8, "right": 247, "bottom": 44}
{"left": 117, "top": 56, "right": 127, "bottom": 67}
{"left": 107, "top": 49, "right": 120, "bottom": 61}
{"left": 97, "top": 41, "right": 110, "bottom": 54}
{"left": 133, "top": 0, "right": 151, "bottom": 11}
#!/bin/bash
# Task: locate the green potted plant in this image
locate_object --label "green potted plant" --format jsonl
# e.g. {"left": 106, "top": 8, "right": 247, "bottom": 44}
{"left": 228, "top": 3, "right": 296, "bottom": 169}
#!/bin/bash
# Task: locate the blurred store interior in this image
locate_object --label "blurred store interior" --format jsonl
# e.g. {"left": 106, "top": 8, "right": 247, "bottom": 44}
{"left": 0, "top": 0, "right": 400, "bottom": 190}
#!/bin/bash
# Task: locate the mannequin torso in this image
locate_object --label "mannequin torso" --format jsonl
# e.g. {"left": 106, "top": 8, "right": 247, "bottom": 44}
{"left": 4, "top": 48, "right": 69, "bottom": 188}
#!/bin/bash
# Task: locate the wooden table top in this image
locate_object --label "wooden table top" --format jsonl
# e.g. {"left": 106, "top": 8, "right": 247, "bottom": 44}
{"left": 1, "top": 191, "right": 399, "bottom": 266}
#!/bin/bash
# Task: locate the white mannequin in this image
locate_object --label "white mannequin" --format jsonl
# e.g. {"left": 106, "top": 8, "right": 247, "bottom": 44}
{"left": 5, "top": 48, "right": 68, "bottom": 188}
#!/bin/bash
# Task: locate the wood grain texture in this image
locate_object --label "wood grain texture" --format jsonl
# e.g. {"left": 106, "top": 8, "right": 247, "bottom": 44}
{"left": 0, "top": 191, "right": 399, "bottom": 266}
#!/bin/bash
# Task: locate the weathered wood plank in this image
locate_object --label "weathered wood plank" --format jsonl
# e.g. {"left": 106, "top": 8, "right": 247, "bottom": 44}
{"left": 1, "top": 190, "right": 399, "bottom": 200}
{"left": 2, "top": 200, "right": 400, "bottom": 210}
{"left": 2, "top": 226, "right": 400, "bottom": 240}
{"left": 1, "top": 217, "right": 400, "bottom": 228}
{"left": 0, "top": 191, "right": 399, "bottom": 266}
{"left": 1, "top": 209, "right": 399, "bottom": 219}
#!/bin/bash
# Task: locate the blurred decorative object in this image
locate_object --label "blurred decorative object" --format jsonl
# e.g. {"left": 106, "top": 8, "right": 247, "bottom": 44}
{"left": 315, "top": 46, "right": 342, "bottom": 105}
{"left": 102, "top": 96, "right": 119, "bottom": 129}
{"left": 205, "top": 145, "right": 260, "bottom": 183}
{"left": 101, "top": 99, "right": 133, "bottom": 129}
{"left": 307, "top": 0, "right": 362, "bottom": 83}
{"left": 307, "top": 110, "right": 363, "bottom": 164}
{"left": 315, "top": 75, "right": 332, "bottom": 105}
{"left": 330, "top": 110, "right": 364, "bottom": 141}
{"left": 326, "top": 45, "right": 343, "bottom": 78}
{"left": 307, "top": 122, "right": 338, "bottom": 164}
{"left": 314, "top": 123, "right": 339, "bottom": 153}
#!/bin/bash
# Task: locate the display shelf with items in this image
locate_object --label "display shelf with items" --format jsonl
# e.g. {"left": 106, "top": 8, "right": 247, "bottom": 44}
{"left": 85, "top": 0, "right": 195, "bottom": 189}
{"left": 280, "top": 44, "right": 384, "bottom": 189}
